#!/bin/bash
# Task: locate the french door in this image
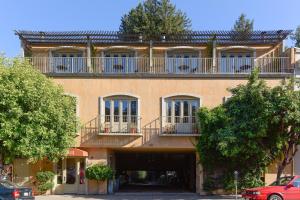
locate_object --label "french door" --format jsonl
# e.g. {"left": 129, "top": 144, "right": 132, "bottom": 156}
{"left": 104, "top": 53, "right": 136, "bottom": 73}
{"left": 165, "top": 99, "right": 198, "bottom": 134}
{"left": 220, "top": 53, "right": 253, "bottom": 73}
{"left": 52, "top": 53, "right": 84, "bottom": 73}
{"left": 104, "top": 98, "right": 138, "bottom": 133}
{"left": 166, "top": 53, "right": 199, "bottom": 73}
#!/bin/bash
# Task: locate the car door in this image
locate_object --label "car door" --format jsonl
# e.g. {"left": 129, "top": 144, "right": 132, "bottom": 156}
{"left": 285, "top": 177, "right": 300, "bottom": 200}
{"left": 0, "top": 183, "right": 12, "bottom": 199}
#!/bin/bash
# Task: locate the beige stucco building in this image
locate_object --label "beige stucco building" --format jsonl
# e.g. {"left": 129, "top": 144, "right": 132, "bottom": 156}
{"left": 13, "top": 30, "right": 298, "bottom": 194}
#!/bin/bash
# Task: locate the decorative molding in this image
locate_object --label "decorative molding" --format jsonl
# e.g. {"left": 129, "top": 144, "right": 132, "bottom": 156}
{"left": 217, "top": 46, "right": 256, "bottom": 51}
{"left": 102, "top": 46, "right": 137, "bottom": 52}
{"left": 165, "top": 46, "right": 202, "bottom": 52}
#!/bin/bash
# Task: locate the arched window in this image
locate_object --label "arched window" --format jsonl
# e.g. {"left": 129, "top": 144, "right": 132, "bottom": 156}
{"left": 219, "top": 46, "right": 256, "bottom": 73}
{"left": 166, "top": 48, "right": 200, "bottom": 73}
{"left": 51, "top": 47, "right": 85, "bottom": 73}
{"left": 162, "top": 94, "right": 200, "bottom": 135}
{"left": 102, "top": 47, "right": 137, "bottom": 73}
{"left": 100, "top": 94, "right": 140, "bottom": 134}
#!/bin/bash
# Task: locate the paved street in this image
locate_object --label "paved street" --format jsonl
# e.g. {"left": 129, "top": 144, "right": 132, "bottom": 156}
{"left": 35, "top": 194, "right": 241, "bottom": 200}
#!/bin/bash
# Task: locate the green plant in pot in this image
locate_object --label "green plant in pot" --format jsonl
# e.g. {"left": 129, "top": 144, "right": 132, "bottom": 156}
{"left": 85, "top": 164, "right": 114, "bottom": 194}
{"left": 35, "top": 171, "right": 55, "bottom": 194}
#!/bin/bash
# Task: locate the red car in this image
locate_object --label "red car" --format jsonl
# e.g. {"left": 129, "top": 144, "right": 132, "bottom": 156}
{"left": 242, "top": 176, "right": 300, "bottom": 200}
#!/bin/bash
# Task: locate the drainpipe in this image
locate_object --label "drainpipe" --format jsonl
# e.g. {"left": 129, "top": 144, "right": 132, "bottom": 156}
{"left": 87, "top": 36, "right": 92, "bottom": 72}
{"left": 212, "top": 40, "right": 217, "bottom": 73}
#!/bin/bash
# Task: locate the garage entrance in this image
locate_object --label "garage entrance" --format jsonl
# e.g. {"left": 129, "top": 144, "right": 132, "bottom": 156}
{"left": 115, "top": 152, "right": 196, "bottom": 192}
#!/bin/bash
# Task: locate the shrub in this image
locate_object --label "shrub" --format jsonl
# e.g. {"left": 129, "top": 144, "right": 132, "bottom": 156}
{"left": 85, "top": 164, "right": 113, "bottom": 181}
{"left": 36, "top": 171, "right": 55, "bottom": 193}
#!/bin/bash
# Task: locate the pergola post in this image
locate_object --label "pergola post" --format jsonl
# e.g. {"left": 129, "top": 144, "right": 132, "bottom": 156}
{"left": 212, "top": 40, "right": 217, "bottom": 73}
{"left": 87, "top": 36, "right": 92, "bottom": 72}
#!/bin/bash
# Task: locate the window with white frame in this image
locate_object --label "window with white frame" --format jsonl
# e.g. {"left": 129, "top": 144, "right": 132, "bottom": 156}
{"left": 102, "top": 96, "right": 139, "bottom": 133}
{"left": 104, "top": 52, "right": 136, "bottom": 73}
{"left": 103, "top": 97, "right": 138, "bottom": 123}
{"left": 165, "top": 98, "right": 199, "bottom": 124}
{"left": 167, "top": 52, "right": 199, "bottom": 73}
{"left": 220, "top": 52, "right": 253, "bottom": 73}
{"left": 52, "top": 52, "right": 84, "bottom": 72}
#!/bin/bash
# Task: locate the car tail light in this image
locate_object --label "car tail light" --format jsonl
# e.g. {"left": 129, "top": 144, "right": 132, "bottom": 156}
{"left": 12, "top": 190, "right": 20, "bottom": 198}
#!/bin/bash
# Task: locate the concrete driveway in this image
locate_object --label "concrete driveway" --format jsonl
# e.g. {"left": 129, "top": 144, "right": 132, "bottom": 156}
{"left": 35, "top": 194, "right": 242, "bottom": 200}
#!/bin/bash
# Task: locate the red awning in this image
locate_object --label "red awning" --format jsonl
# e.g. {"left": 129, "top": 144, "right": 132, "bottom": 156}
{"left": 67, "top": 148, "right": 88, "bottom": 157}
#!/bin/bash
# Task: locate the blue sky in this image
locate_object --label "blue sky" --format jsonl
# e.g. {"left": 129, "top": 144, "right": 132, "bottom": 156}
{"left": 0, "top": 0, "right": 299, "bottom": 57}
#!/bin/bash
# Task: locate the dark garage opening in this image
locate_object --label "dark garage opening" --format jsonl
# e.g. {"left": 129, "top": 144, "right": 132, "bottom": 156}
{"left": 115, "top": 152, "right": 196, "bottom": 192}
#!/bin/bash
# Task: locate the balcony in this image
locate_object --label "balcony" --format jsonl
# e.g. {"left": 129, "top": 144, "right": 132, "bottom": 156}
{"left": 82, "top": 115, "right": 142, "bottom": 136}
{"left": 142, "top": 116, "right": 199, "bottom": 137}
{"left": 161, "top": 116, "right": 198, "bottom": 136}
{"left": 26, "top": 57, "right": 292, "bottom": 75}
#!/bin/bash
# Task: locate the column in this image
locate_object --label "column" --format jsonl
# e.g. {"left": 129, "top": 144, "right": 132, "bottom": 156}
{"left": 87, "top": 36, "right": 92, "bottom": 72}
{"left": 212, "top": 40, "right": 217, "bottom": 73}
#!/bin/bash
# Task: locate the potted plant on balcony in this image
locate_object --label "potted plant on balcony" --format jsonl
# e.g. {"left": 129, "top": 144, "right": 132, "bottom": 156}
{"left": 129, "top": 123, "right": 137, "bottom": 134}
{"left": 104, "top": 123, "right": 110, "bottom": 134}
{"left": 85, "top": 164, "right": 114, "bottom": 194}
{"left": 192, "top": 124, "right": 199, "bottom": 134}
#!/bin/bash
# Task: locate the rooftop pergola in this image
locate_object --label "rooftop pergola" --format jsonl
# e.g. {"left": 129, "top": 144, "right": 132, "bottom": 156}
{"left": 15, "top": 30, "right": 292, "bottom": 45}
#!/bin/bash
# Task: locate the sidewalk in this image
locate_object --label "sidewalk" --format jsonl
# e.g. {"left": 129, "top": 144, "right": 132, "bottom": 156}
{"left": 35, "top": 194, "right": 243, "bottom": 200}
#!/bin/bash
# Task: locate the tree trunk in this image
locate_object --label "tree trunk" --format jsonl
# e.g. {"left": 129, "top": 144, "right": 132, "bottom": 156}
{"left": 276, "top": 142, "right": 298, "bottom": 184}
{"left": 276, "top": 164, "right": 285, "bottom": 184}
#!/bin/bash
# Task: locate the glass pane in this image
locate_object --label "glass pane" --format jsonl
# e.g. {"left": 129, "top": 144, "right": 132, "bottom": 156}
{"left": 122, "top": 100, "right": 128, "bottom": 122}
{"left": 191, "top": 101, "right": 198, "bottom": 123}
{"left": 56, "top": 160, "right": 62, "bottom": 184}
{"left": 131, "top": 101, "right": 137, "bottom": 116}
{"left": 105, "top": 100, "right": 110, "bottom": 122}
{"left": 191, "top": 101, "right": 197, "bottom": 116}
{"left": 175, "top": 100, "right": 180, "bottom": 123}
{"left": 66, "top": 158, "right": 76, "bottom": 184}
{"left": 114, "top": 100, "right": 119, "bottom": 122}
{"left": 183, "top": 101, "right": 189, "bottom": 116}
{"left": 175, "top": 101, "right": 180, "bottom": 116}
{"left": 166, "top": 101, "right": 172, "bottom": 123}
{"left": 293, "top": 178, "right": 300, "bottom": 187}
{"left": 183, "top": 101, "right": 189, "bottom": 123}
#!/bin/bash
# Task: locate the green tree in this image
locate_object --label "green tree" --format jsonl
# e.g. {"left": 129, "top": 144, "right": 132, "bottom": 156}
{"left": 232, "top": 13, "right": 254, "bottom": 40}
{"left": 119, "top": 0, "right": 191, "bottom": 39}
{"left": 269, "top": 79, "right": 300, "bottom": 183}
{"left": 197, "top": 70, "right": 300, "bottom": 190}
{"left": 0, "top": 57, "right": 79, "bottom": 164}
{"left": 197, "top": 70, "right": 272, "bottom": 190}
{"left": 291, "top": 25, "right": 300, "bottom": 47}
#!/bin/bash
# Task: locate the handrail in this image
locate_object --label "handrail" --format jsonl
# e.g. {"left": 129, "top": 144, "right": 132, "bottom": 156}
{"left": 25, "top": 56, "right": 292, "bottom": 74}
{"left": 81, "top": 115, "right": 141, "bottom": 135}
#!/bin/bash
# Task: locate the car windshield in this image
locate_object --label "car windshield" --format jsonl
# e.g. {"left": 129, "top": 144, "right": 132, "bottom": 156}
{"left": 0, "top": 180, "right": 18, "bottom": 188}
{"left": 269, "top": 176, "right": 294, "bottom": 186}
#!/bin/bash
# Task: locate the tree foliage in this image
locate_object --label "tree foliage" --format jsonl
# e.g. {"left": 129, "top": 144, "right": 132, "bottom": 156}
{"left": 0, "top": 57, "right": 78, "bottom": 164}
{"left": 119, "top": 0, "right": 191, "bottom": 39}
{"left": 232, "top": 13, "right": 254, "bottom": 40}
{"left": 233, "top": 13, "right": 254, "bottom": 33}
{"left": 291, "top": 25, "right": 300, "bottom": 47}
{"left": 197, "top": 70, "right": 300, "bottom": 191}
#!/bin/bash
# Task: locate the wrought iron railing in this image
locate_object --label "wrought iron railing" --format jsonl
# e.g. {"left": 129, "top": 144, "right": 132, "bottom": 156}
{"left": 161, "top": 116, "right": 199, "bottom": 135}
{"left": 26, "top": 56, "right": 292, "bottom": 74}
{"left": 81, "top": 115, "right": 141, "bottom": 135}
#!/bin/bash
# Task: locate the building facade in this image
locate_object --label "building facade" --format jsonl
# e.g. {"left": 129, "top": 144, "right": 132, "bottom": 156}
{"left": 14, "top": 30, "right": 297, "bottom": 194}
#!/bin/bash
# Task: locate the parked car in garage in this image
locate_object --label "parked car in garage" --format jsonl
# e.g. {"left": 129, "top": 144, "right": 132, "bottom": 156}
{"left": 242, "top": 176, "right": 300, "bottom": 200}
{"left": 0, "top": 180, "right": 34, "bottom": 200}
